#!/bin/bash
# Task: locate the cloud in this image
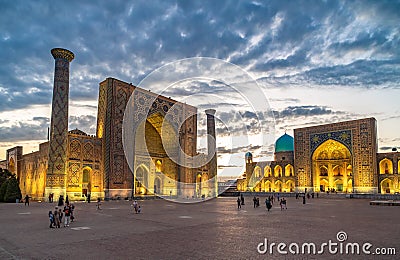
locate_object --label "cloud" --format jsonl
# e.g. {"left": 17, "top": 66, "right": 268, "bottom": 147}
{"left": 0, "top": 117, "right": 49, "bottom": 142}
{"left": 273, "top": 105, "right": 337, "bottom": 118}
{"left": 217, "top": 144, "right": 262, "bottom": 155}
{"left": 69, "top": 115, "right": 97, "bottom": 135}
{"left": 1, "top": 0, "right": 399, "bottom": 112}
{"left": 0, "top": 114, "right": 96, "bottom": 142}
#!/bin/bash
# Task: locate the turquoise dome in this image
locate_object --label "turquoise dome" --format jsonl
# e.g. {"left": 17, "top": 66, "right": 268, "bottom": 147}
{"left": 245, "top": 152, "right": 253, "bottom": 158}
{"left": 275, "top": 133, "right": 294, "bottom": 152}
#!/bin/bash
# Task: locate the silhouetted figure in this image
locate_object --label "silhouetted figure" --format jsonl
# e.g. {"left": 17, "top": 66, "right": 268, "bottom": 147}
{"left": 58, "top": 195, "right": 64, "bottom": 206}
{"left": 265, "top": 198, "right": 272, "bottom": 211}
{"left": 97, "top": 197, "right": 101, "bottom": 210}
{"left": 24, "top": 195, "right": 30, "bottom": 206}
{"left": 237, "top": 197, "right": 241, "bottom": 209}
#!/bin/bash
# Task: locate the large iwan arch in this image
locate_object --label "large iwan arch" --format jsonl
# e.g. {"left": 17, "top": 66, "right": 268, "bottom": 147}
{"left": 312, "top": 139, "right": 352, "bottom": 192}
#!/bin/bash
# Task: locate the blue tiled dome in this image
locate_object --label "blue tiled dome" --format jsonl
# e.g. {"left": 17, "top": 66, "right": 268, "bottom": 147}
{"left": 245, "top": 152, "right": 253, "bottom": 158}
{"left": 275, "top": 133, "right": 294, "bottom": 152}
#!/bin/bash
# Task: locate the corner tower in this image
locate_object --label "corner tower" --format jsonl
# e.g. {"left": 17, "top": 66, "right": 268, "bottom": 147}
{"left": 45, "top": 48, "right": 74, "bottom": 199}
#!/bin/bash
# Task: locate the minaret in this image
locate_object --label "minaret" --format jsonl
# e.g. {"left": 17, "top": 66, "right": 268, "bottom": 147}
{"left": 45, "top": 48, "right": 74, "bottom": 200}
{"left": 205, "top": 109, "right": 217, "bottom": 197}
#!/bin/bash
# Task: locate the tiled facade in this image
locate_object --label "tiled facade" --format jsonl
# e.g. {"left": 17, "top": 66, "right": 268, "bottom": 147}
{"left": 239, "top": 118, "right": 400, "bottom": 194}
{"left": 1, "top": 49, "right": 217, "bottom": 200}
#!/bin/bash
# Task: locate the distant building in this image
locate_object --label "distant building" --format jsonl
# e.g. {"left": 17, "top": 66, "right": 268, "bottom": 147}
{"left": 238, "top": 118, "right": 400, "bottom": 194}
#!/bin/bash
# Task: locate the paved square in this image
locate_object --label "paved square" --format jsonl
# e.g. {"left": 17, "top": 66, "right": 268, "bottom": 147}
{"left": 0, "top": 196, "right": 399, "bottom": 259}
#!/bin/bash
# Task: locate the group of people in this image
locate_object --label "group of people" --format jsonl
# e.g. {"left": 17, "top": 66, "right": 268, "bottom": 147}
{"left": 237, "top": 194, "right": 288, "bottom": 212}
{"left": 253, "top": 196, "right": 260, "bottom": 208}
{"left": 48, "top": 203, "right": 75, "bottom": 228}
{"left": 265, "top": 195, "right": 287, "bottom": 211}
{"left": 132, "top": 200, "right": 142, "bottom": 213}
{"left": 236, "top": 194, "right": 245, "bottom": 209}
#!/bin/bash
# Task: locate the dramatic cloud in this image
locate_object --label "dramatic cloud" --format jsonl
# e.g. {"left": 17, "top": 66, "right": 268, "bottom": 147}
{"left": 68, "top": 115, "right": 97, "bottom": 136}
{"left": 0, "top": 117, "right": 49, "bottom": 142}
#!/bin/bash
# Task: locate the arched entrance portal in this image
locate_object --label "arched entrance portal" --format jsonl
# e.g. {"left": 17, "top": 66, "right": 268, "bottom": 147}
{"left": 380, "top": 178, "right": 393, "bottom": 194}
{"left": 82, "top": 167, "right": 92, "bottom": 197}
{"left": 312, "top": 139, "right": 352, "bottom": 193}
{"left": 8, "top": 157, "right": 15, "bottom": 174}
{"left": 133, "top": 112, "right": 179, "bottom": 197}
{"left": 154, "top": 177, "right": 161, "bottom": 194}
{"left": 135, "top": 165, "right": 149, "bottom": 195}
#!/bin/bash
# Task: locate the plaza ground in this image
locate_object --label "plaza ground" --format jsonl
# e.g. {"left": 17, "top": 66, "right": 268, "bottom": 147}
{"left": 0, "top": 196, "right": 399, "bottom": 259}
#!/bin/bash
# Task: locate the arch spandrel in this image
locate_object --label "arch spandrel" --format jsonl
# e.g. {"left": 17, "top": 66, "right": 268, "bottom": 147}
{"left": 312, "top": 139, "right": 351, "bottom": 161}
{"left": 310, "top": 130, "right": 352, "bottom": 156}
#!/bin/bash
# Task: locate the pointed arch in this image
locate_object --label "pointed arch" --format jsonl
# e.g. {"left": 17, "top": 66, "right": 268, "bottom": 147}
{"left": 379, "top": 158, "right": 393, "bottom": 174}
{"left": 285, "top": 164, "right": 294, "bottom": 177}
{"left": 254, "top": 166, "right": 261, "bottom": 178}
{"left": 285, "top": 179, "right": 295, "bottom": 192}
{"left": 135, "top": 164, "right": 149, "bottom": 195}
{"left": 274, "top": 180, "right": 283, "bottom": 192}
{"left": 264, "top": 166, "right": 271, "bottom": 177}
{"left": 274, "top": 165, "right": 282, "bottom": 177}
{"left": 264, "top": 180, "right": 272, "bottom": 192}
{"left": 380, "top": 178, "right": 393, "bottom": 194}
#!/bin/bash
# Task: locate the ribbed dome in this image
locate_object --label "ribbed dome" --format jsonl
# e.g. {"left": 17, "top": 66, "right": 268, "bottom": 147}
{"left": 69, "top": 128, "right": 88, "bottom": 136}
{"left": 275, "top": 133, "right": 294, "bottom": 152}
{"left": 245, "top": 152, "right": 253, "bottom": 158}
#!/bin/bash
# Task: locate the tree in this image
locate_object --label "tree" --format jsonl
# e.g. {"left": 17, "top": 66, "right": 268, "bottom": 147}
{"left": 0, "top": 181, "right": 7, "bottom": 202}
{"left": 4, "top": 176, "right": 22, "bottom": 203}
{"left": 0, "top": 168, "right": 13, "bottom": 188}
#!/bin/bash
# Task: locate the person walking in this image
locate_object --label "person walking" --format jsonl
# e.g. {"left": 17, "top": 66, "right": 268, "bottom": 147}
{"left": 49, "top": 211, "right": 55, "bottom": 228}
{"left": 237, "top": 197, "right": 241, "bottom": 210}
{"left": 58, "top": 195, "right": 64, "bottom": 207}
{"left": 282, "top": 198, "right": 287, "bottom": 210}
{"left": 265, "top": 197, "right": 272, "bottom": 212}
{"left": 64, "top": 204, "right": 71, "bottom": 227}
{"left": 132, "top": 200, "right": 138, "bottom": 213}
{"left": 58, "top": 208, "right": 63, "bottom": 225}
{"left": 253, "top": 196, "right": 257, "bottom": 208}
{"left": 24, "top": 194, "right": 30, "bottom": 206}
{"left": 54, "top": 207, "right": 60, "bottom": 228}
{"left": 97, "top": 197, "right": 102, "bottom": 210}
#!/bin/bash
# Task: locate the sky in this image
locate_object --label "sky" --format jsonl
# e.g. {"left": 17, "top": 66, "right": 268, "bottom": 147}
{"left": 1, "top": 0, "right": 400, "bottom": 178}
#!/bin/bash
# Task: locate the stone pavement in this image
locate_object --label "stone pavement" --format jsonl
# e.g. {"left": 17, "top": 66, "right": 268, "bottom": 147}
{"left": 0, "top": 196, "right": 399, "bottom": 259}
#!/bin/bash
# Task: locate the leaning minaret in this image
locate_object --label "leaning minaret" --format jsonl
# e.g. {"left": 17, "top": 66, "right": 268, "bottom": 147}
{"left": 45, "top": 48, "right": 74, "bottom": 200}
{"left": 205, "top": 109, "right": 218, "bottom": 197}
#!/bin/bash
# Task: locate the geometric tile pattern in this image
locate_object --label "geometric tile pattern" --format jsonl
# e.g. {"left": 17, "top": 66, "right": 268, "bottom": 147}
{"left": 46, "top": 49, "right": 74, "bottom": 188}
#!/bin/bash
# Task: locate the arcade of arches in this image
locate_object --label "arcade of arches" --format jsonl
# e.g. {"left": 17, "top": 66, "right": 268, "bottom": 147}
{"left": 378, "top": 158, "right": 400, "bottom": 194}
{"left": 238, "top": 118, "right": 400, "bottom": 194}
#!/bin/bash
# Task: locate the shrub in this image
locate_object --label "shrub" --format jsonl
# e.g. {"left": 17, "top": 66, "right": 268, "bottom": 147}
{"left": 0, "top": 181, "right": 7, "bottom": 202}
{"left": 4, "top": 176, "right": 22, "bottom": 203}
